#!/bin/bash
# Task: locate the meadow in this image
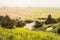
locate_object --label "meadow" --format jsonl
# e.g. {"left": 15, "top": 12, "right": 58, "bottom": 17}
{"left": 0, "top": 27, "right": 60, "bottom": 40}
{"left": 0, "top": 7, "right": 60, "bottom": 40}
{"left": 0, "top": 7, "right": 60, "bottom": 20}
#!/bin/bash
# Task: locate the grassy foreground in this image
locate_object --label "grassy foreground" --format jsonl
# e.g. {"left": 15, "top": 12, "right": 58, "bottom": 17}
{"left": 0, "top": 27, "right": 60, "bottom": 40}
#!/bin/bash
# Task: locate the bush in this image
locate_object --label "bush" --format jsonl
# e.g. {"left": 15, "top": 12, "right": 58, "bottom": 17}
{"left": 57, "top": 23, "right": 60, "bottom": 34}
{"left": 0, "top": 15, "right": 15, "bottom": 29}
{"left": 0, "top": 15, "right": 26, "bottom": 28}
{"left": 45, "top": 14, "right": 57, "bottom": 24}
{"left": 15, "top": 20, "right": 26, "bottom": 27}
{"left": 57, "top": 27, "right": 60, "bottom": 34}
{"left": 33, "top": 21, "right": 43, "bottom": 28}
{"left": 24, "top": 20, "right": 33, "bottom": 23}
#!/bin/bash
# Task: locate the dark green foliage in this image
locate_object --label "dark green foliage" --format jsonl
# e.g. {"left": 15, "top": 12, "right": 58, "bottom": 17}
{"left": 24, "top": 20, "right": 33, "bottom": 23}
{"left": 57, "top": 27, "right": 60, "bottom": 34}
{"left": 16, "top": 20, "right": 26, "bottom": 27}
{"left": 45, "top": 14, "right": 57, "bottom": 24}
{"left": 0, "top": 15, "right": 15, "bottom": 29}
{"left": 0, "top": 15, "right": 26, "bottom": 28}
{"left": 33, "top": 21, "right": 43, "bottom": 28}
{"left": 38, "top": 18, "right": 47, "bottom": 20}
{"left": 0, "top": 16, "right": 5, "bottom": 24}
{"left": 57, "top": 23, "right": 60, "bottom": 34}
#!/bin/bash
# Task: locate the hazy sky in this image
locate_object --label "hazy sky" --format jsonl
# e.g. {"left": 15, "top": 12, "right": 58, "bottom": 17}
{"left": 0, "top": 0, "right": 60, "bottom": 8}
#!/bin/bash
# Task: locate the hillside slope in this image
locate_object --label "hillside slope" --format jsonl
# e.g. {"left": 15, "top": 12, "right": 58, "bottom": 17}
{"left": 0, "top": 7, "right": 60, "bottom": 20}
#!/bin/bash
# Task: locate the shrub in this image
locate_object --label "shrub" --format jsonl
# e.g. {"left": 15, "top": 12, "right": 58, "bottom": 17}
{"left": 24, "top": 20, "right": 33, "bottom": 23}
{"left": 15, "top": 20, "right": 26, "bottom": 27}
{"left": 0, "top": 15, "right": 15, "bottom": 29}
{"left": 45, "top": 14, "right": 57, "bottom": 24}
{"left": 57, "top": 23, "right": 60, "bottom": 34}
{"left": 33, "top": 21, "right": 43, "bottom": 28}
{"left": 57, "top": 27, "right": 60, "bottom": 34}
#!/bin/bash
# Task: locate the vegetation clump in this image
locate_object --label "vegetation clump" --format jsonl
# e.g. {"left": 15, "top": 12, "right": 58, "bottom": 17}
{"left": 33, "top": 21, "right": 43, "bottom": 28}
{"left": 0, "top": 15, "right": 15, "bottom": 29}
{"left": 15, "top": 20, "right": 26, "bottom": 27}
{"left": 45, "top": 14, "right": 57, "bottom": 24}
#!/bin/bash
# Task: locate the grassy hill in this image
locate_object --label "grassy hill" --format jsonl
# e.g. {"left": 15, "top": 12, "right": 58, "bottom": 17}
{"left": 0, "top": 7, "right": 60, "bottom": 40}
{"left": 0, "top": 27, "right": 60, "bottom": 40}
{"left": 0, "top": 7, "right": 60, "bottom": 20}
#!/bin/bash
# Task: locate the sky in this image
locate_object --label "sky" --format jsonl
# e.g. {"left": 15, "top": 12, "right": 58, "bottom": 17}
{"left": 0, "top": 0, "right": 60, "bottom": 8}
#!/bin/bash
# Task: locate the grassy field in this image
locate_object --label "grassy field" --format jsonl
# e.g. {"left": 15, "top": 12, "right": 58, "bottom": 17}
{"left": 0, "top": 7, "right": 60, "bottom": 40}
{"left": 0, "top": 7, "right": 60, "bottom": 20}
{"left": 0, "top": 27, "right": 60, "bottom": 40}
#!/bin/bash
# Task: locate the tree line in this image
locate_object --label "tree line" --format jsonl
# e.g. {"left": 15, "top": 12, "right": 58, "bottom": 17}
{"left": 0, "top": 14, "right": 60, "bottom": 29}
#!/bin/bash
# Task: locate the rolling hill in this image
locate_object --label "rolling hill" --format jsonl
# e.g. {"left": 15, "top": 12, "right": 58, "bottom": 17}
{"left": 0, "top": 7, "right": 60, "bottom": 20}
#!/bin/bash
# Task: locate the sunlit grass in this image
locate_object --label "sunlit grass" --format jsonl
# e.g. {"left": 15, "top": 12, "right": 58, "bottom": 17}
{"left": 0, "top": 27, "right": 60, "bottom": 40}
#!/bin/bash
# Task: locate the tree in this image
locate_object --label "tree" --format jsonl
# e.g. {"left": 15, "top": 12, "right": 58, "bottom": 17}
{"left": 16, "top": 20, "right": 26, "bottom": 27}
{"left": 33, "top": 21, "right": 43, "bottom": 28}
{"left": 0, "top": 15, "right": 15, "bottom": 29}
{"left": 45, "top": 14, "right": 57, "bottom": 24}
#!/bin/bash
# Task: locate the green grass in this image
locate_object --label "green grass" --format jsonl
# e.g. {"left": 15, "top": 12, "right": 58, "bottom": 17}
{"left": 0, "top": 27, "right": 60, "bottom": 40}
{"left": 0, "top": 8, "right": 60, "bottom": 40}
{"left": 21, "top": 8, "right": 60, "bottom": 20}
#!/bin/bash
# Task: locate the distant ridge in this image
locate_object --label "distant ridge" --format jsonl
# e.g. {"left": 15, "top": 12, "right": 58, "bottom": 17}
{"left": 0, "top": 6, "right": 60, "bottom": 20}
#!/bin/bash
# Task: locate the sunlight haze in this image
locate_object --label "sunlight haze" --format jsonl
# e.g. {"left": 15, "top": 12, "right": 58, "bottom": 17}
{"left": 0, "top": 0, "right": 60, "bottom": 8}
